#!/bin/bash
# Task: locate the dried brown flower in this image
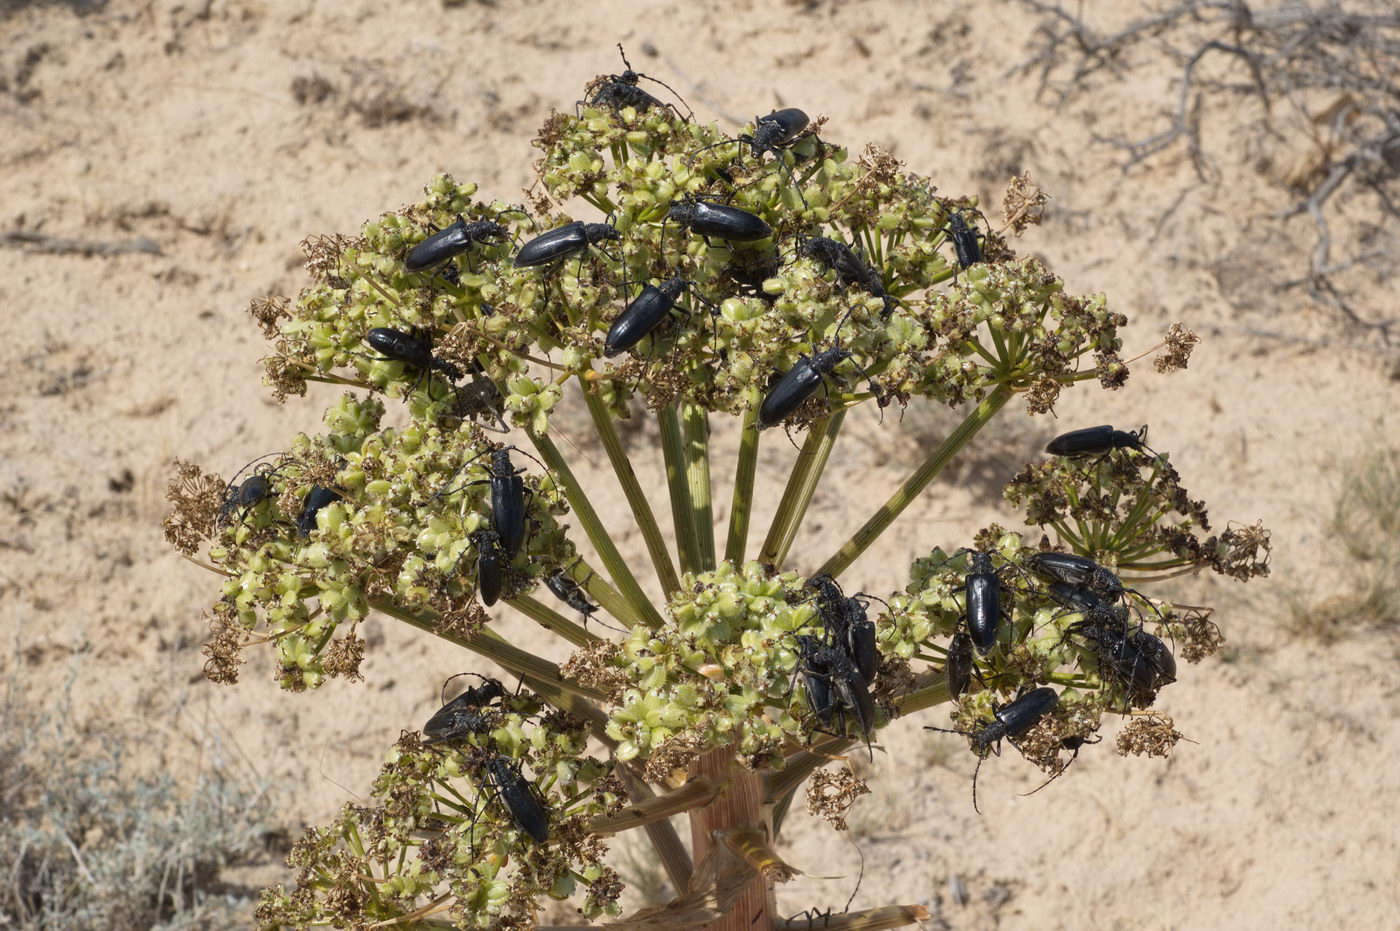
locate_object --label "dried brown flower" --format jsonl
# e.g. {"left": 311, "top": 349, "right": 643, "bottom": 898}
{"left": 805, "top": 766, "right": 871, "bottom": 831}
{"left": 1155, "top": 322, "right": 1199, "bottom": 373}
{"left": 1116, "top": 713, "right": 1188, "bottom": 758}
{"left": 1002, "top": 171, "right": 1051, "bottom": 235}
{"left": 249, "top": 295, "right": 291, "bottom": 339}
{"left": 162, "top": 459, "right": 226, "bottom": 555}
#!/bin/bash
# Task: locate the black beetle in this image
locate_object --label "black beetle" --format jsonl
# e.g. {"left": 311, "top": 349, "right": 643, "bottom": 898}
{"left": 667, "top": 198, "right": 772, "bottom": 243}
{"left": 217, "top": 455, "right": 285, "bottom": 525}
{"left": 583, "top": 44, "right": 693, "bottom": 120}
{"left": 605, "top": 275, "right": 713, "bottom": 358}
{"left": 296, "top": 485, "right": 342, "bottom": 538}
{"left": 944, "top": 212, "right": 983, "bottom": 269}
{"left": 514, "top": 220, "right": 621, "bottom": 268}
{"left": 757, "top": 345, "right": 853, "bottom": 430}
{"left": 422, "top": 674, "right": 508, "bottom": 744}
{"left": 797, "top": 634, "right": 875, "bottom": 759}
{"left": 1066, "top": 619, "right": 1176, "bottom": 705}
{"left": 469, "top": 527, "right": 507, "bottom": 606}
{"left": 365, "top": 327, "right": 465, "bottom": 399}
{"left": 1030, "top": 551, "right": 1165, "bottom": 623}
{"left": 798, "top": 235, "right": 897, "bottom": 318}
{"left": 1029, "top": 552, "right": 1125, "bottom": 600}
{"left": 965, "top": 550, "right": 1013, "bottom": 656}
{"left": 405, "top": 216, "right": 512, "bottom": 272}
{"left": 1045, "top": 424, "right": 1158, "bottom": 459}
{"left": 744, "top": 108, "right": 811, "bottom": 158}
{"left": 544, "top": 570, "right": 599, "bottom": 622}
{"left": 924, "top": 686, "right": 1059, "bottom": 812}
{"left": 945, "top": 631, "right": 975, "bottom": 700}
{"left": 794, "top": 634, "right": 836, "bottom": 727}
{"left": 434, "top": 446, "right": 543, "bottom": 560}
{"left": 482, "top": 755, "right": 550, "bottom": 844}
{"left": 842, "top": 595, "right": 879, "bottom": 684}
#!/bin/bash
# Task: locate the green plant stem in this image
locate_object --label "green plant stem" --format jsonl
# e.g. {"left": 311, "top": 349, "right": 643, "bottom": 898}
{"left": 507, "top": 595, "right": 599, "bottom": 648}
{"left": 568, "top": 557, "right": 645, "bottom": 630}
{"left": 682, "top": 401, "right": 716, "bottom": 571}
{"left": 371, "top": 599, "right": 611, "bottom": 741}
{"left": 614, "top": 765, "right": 694, "bottom": 893}
{"left": 658, "top": 403, "right": 702, "bottom": 575}
{"left": 759, "top": 411, "right": 846, "bottom": 569}
{"left": 818, "top": 385, "right": 1013, "bottom": 577}
{"left": 765, "top": 675, "right": 951, "bottom": 804}
{"left": 725, "top": 407, "right": 761, "bottom": 565}
{"left": 581, "top": 382, "right": 681, "bottom": 596}
{"left": 528, "top": 431, "right": 665, "bottom": 630}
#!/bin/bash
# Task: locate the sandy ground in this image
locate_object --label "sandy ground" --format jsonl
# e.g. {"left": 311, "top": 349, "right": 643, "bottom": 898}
{"left": 2, "top": 0, "right": 1399, "bottom": 928}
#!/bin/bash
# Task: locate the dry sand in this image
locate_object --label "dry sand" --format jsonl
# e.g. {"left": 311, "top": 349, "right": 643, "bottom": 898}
{"left": 2, "top": 1, "right": 1399, "bottom": 928}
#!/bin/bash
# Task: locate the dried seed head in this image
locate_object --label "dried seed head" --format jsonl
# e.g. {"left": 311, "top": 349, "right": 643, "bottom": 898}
{"left": 1002, "top": 171, "right": 1051, "bottom": 235}
{"left": 805, "top": 766, "right": 871, "bottom": 831}
{"left": 1155, "top": 322, "right": 1200, "bottom": 373}
{"left": 1116, "top": 713, "right": 1188, "bottom": 758}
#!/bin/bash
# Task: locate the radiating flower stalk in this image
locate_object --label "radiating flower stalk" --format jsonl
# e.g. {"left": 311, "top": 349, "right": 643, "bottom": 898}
{"left": 164, "top": 64, "right": 1270, "bottom": 931}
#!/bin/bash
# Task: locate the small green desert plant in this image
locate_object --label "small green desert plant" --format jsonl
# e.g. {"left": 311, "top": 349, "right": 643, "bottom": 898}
{"left": 1282, "top": 446, "right": 1400, "bottom": 641}
{"left": 0, "top": 652, "right": 274, "bottom": 929}
{"left": 164, "top": 56, "right": 1270, "bottom": 930}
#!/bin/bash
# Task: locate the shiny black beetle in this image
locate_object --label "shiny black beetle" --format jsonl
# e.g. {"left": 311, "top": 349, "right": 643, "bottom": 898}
{"left": 757, "top": 345, "right": 852, "bottom": 430}
{"left": 295, "top": 485, "right": 342, "bottom": 538}
{"left": 667, "top": 198, "right": 772, "bottom": 242}
{"left": 924, "top": 686, "right": 1059, "bottom": 813}
{"left": 1045, "top": 424, "right": 1158, "bottom": 459}
{"left": 405, "top": 216, "right": 512, "bottom": 272}
{"left": 365, "top": 327, "right": 465, "bottom": 388}
{"left": 797, "top": 235, "right": 897, "bottom": 317}
{"left": 583, "top": 44, "right": 692, "bottom": 120}
{"left": 605, "top": 275, "right": 713, "bottom": 357}
{"left": 514, "top": 220, "right": 621, "bottom": 268}
{"left": 944, "top": 212, "right": 983, "bottom": 269}
{"left": 483, "top": 755, "right": 550, "bottom": 844}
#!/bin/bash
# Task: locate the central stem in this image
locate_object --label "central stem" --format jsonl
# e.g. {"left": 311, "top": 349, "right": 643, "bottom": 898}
{"left": 689, "top": 749, "right": 774, "bottom": 931}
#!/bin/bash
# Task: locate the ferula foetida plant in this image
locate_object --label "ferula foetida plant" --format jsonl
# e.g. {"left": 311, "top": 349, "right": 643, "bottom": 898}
{"left": 165, "top": 54, "right": 1270, "bottom": 931}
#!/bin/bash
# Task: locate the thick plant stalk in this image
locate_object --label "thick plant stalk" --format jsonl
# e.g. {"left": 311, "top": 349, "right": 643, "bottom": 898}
{"left": 683, "top": 401, "right": 716, "bottom": 572}
{"left": 658, "top": 403, "right": 702, "bottom": 575}
{"left": 508, "top": 595, "right": 599, "bottom": 648}
{"left": 688, "top": 749, "right": 775, "bottom": 931}
{"left": 582, "top": 382, "right": 682, "bottom": 596}
{"left": 724, "top": 407, "right": 761, "bottom": 565}
{"left": 818, "top": 385, "right": 1013, "bottom": 577}
{"left": 759, "top": 412, "right": 846, "bottom": 569}
{"left": 529, "top": 431, "right": 665, "bottom": 629}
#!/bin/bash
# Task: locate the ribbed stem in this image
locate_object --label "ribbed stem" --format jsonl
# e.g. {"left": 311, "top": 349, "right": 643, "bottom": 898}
{"left": 569, "top": 557, "right": 644, "bottom": 631}
{"left": 818, "top": 385, "right": 1013, "bottom": 577}
{"left": 528, "top": 431, "right": 665, "bottom": 629}
{"left": 582, "top": 382, "right": 682, "bottom": 596}
{"left": 659, "top": 403, "right": 701, "bottom": 575}
{"left": 370, "top": 599, "right": 611, "bottom": 740}
{"left": 507, "top": 595, "right": 599, "bottom": 648}
{"left": 683, "top": 401, "right": 716, "bottom": 572}
{"left": 689, "top": 749, "right": 775, "bottom": 931}
{"left": 724, "top": 408, "right": 761, "bottom": 566}
{"left": 758, "top": 412, "right": 846, "bottom": 570}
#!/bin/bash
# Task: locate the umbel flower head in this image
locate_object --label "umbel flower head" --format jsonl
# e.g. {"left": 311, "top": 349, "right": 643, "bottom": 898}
{"left": 162, "top": 53, "right": 1271, "bottom": 931}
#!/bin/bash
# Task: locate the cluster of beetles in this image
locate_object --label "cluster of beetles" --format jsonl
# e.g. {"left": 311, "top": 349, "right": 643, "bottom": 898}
{"left": 216, "top": 50, "right": 1184, "bottom": 839}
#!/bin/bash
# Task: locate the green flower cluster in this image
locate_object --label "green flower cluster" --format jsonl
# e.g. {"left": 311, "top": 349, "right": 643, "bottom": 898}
{"left": 590, "top": 562, "right": 923, "bottom": 780}
{"left": 255, "top": 695, "right": 624, "bottom": 930}
{"left": 188, "top": 394, "right": 570, "bottom": 691}
{"left": 254, "top": 98, "right": 1129, "bottom": 434}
